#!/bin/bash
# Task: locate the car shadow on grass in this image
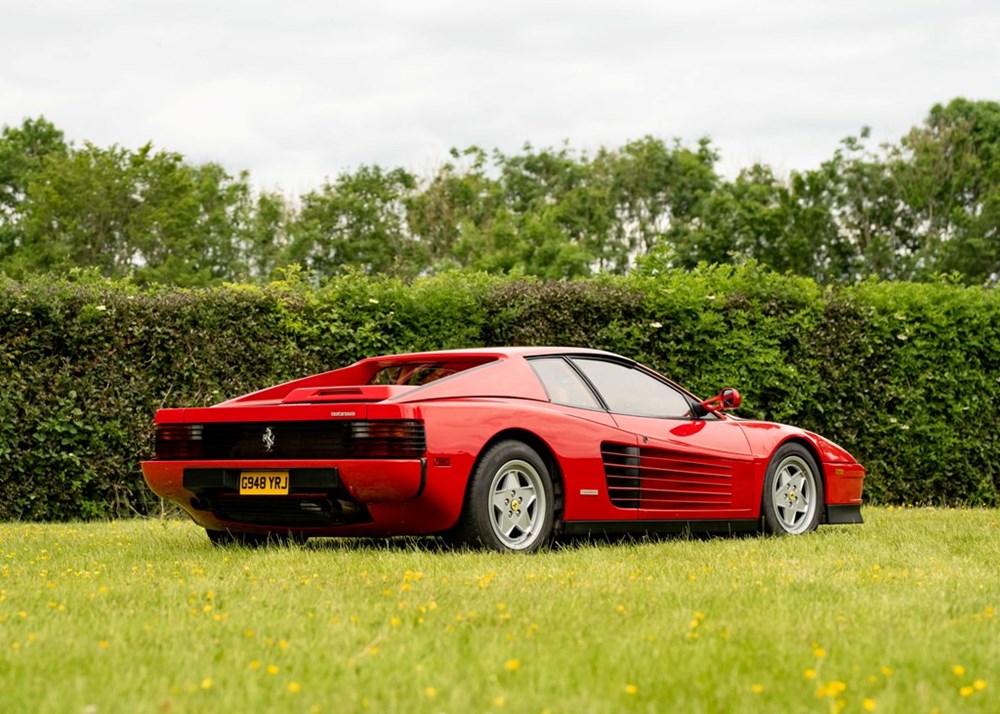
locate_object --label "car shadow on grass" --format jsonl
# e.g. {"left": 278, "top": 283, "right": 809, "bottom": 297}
{"left": 278, "top": 527, "right": 770, "bottom": 554}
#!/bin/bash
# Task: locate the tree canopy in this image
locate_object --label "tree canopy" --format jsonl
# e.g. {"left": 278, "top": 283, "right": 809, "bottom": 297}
{"left": 1, "top": 98, "right": 997, "bottom": 285}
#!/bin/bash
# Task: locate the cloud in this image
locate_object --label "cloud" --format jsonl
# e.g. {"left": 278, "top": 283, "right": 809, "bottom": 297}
{"left": 2, "top": 0, "right": 998, "bottom": 192}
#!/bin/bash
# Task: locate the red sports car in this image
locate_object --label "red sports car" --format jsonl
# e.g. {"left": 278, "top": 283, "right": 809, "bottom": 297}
{"left": 142, "top": 347, "right": 865, "bottom": 551}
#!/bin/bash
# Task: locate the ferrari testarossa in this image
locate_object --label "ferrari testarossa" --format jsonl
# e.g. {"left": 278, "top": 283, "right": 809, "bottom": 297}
{"left": 142, "top": 347, "right": 865, "bottom": 552}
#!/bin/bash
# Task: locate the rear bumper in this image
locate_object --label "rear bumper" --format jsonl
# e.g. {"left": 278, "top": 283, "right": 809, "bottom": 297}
{"left": 142, "top": 458, "right": 426, "bottom": 533}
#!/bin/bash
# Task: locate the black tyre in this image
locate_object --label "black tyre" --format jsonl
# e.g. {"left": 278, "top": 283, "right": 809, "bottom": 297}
{"left": 454, "top": 440, "right": 555, "bottom": 552}
{"left": 762, "top": 443, "right": 824, "bottom": 535}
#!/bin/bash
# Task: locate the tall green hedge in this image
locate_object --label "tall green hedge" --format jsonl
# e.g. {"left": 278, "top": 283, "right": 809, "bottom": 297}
{"left": 1, "top": 267, "right": 997, "bottom": 520}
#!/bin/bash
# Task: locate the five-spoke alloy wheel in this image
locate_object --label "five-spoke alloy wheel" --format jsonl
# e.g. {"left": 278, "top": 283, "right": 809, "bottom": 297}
{"left": 456, "top": 440, "right": 555, "bottom": 552}
{"left": 762, "top": 443, "right": 823, "bottom": 535}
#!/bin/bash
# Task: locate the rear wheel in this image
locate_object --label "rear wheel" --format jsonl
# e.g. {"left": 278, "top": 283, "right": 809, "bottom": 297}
{"left": 762, "top": 444, "right": 823, "bottom": 535}
{"left": 454, "top": 440, "right": 555, "bottom": 552}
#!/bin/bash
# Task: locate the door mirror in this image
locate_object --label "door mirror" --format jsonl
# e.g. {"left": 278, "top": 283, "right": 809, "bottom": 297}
{"left": 694, "top": 387, "right": 742, "bottom": 416}
{"left": 719, "top": 388, "right": 741, "bottom": 409}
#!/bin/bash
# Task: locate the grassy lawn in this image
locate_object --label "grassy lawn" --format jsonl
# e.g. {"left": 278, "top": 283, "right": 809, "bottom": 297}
{"left": 1, "top": 508, "right": 997, "bottom": 713}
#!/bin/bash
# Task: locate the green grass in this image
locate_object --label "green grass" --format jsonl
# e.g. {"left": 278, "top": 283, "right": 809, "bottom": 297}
{"left": 1, "top": 508, "right": 997, "bottom": 713}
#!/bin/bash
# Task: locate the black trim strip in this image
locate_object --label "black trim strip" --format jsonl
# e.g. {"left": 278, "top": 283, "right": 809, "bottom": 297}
{"left": 414, "top": 458, "right": 428, "bottom": 498}
{"left": 562, "top": 519, "right": 760, "bottom": 536}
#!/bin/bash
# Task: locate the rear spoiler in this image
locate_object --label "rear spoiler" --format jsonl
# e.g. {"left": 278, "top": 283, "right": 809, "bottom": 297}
{"left": 280, "top": 385, "right": 415, "bottom": 404}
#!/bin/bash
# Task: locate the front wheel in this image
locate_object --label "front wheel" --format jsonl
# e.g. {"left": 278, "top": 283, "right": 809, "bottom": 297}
{"left": 762, "top": 444, "right": 823, "bottom": 535}
{"left": 454, "top": 441, "right": 555, "bottom": 552}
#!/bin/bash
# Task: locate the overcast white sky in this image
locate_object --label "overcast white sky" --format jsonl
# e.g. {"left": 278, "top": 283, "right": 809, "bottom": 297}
{"left": 2, "top": 0, "right": 998, "bottom": 195}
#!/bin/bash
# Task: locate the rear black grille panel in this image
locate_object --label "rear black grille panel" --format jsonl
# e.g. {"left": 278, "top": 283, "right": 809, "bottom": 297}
{"left": 155, "top": 420, "right": 425, "bottom": 460}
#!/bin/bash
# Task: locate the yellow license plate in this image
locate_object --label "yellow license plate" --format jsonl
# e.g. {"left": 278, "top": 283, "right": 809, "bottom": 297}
{"left": 239, "top": 471, "right": 289, "bottom": 495}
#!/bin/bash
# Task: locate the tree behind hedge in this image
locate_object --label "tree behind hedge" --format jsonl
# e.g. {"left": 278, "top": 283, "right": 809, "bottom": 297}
{"left": 4, "top": 98, "right": 997, "bottom": 287}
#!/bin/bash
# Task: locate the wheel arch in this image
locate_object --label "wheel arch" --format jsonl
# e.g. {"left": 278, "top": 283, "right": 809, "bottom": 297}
{"left": 469, "top": 429, "right": 565, "bottom": 520}
{"left": 766, "top": 436, "right": 828, "bottom": 521}
{"left": 781, "top": 437, "right": 824, "bottom": 476}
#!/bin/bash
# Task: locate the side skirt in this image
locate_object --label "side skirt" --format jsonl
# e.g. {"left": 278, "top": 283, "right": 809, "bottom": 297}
{"left": 561, "top": 519, "right": 761, "bottom": 537}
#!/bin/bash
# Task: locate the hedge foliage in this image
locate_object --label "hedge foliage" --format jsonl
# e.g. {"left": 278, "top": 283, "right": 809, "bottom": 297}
{"left": 1, "top": 266, "right": 997, "bottom": 520}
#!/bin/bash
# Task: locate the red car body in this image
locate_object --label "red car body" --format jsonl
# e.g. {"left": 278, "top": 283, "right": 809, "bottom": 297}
{"left": 142, "top": 347, "right": 865, "bottom": 550}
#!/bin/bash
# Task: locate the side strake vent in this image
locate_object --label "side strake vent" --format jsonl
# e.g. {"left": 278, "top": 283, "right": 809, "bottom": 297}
{"left": 602, "top": 443, "right": 641, "bottom": 509}
{"left": 155, "top": 420, "right": 425, "bottom": 460}
{"left": 602, "top": 442, "right": 734, "bottom": 509}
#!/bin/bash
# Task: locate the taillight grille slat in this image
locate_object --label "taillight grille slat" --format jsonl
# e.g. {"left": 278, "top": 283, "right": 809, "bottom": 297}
{"left": 155, "top": 420, "right": 425, "bottom": 460}
{"left": 155, "top": 425, "right": 204, "bottom": 459}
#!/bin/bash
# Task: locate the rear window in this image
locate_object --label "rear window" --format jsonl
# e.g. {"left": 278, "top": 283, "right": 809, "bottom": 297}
{"left": 368, "top": 359, "right": 493, "bottom": 387}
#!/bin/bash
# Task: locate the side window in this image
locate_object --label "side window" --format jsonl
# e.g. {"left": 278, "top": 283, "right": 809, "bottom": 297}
{"left": 571, "top": 359, "right": 691, "bottom": 418}
{"left": 529, "top": 358, "right": 601, "bottom": 409}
